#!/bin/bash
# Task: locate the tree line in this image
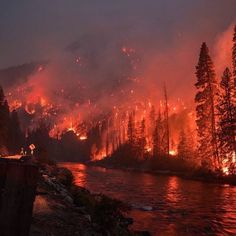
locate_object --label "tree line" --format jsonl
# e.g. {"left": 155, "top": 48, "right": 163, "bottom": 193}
{"left": 0, "top": 26, "right": 235, "bottom": 175}
{"left": 104, "top": 26, "right": 236, "bottom": 175}
{"left": 0, "top": 87, "right": 24, "bottom": 155}
{"left": 195, "top": 26, "right": 236, "bottom": 174}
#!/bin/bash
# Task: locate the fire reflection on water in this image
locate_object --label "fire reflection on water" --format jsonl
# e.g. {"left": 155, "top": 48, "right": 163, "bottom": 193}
{"left": 166, "top": 176, "right": 180, "bottom": 204}
{"left": 59, "top": 163, "right": 87, "bottom": 188}
{"left": 61, "top": 163, "right": 236, "bottom": 235}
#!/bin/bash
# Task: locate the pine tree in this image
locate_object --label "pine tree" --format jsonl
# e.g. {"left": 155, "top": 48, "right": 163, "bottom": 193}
{"left": 163, "top": 85, "right": 170, "bottom": 157}
{"left": 0, "top": 87, "right": 4, "bottom": 103}
{"left": 217, "top": 68, "right": 236, "bottom": 171}
{"left": 153, "top": 121, "right": 159, "bottom": 157}
{"left": 232, "top": 25, "right": 236, "bottom": 158}
{"left": 106, "top": 119, "right": 110, "bottom": 156}
{"left": 8, "top": 110, "right": 24, "bottom": 153}
{"left": 153, "top": 110, "right": 163, "bottom": 157}
{"left": 177, "top": 128, "right": 192, "bottom": 160}
{"left": 149, "top": 106, "right": 156, "bottom": 128}
{"left": 0, "top": 86, "right": 10, "bottom": 154}
{"left": 232, "top": 25, "right": 236, "bottom": 169}
{"left": 138, "top": 118, "right": 146, "bottom": 159}
{"left": 232, "top": 26, "right": 236, "bottom": 116}
{"left": 127, "top": 112, "right": 136, "bottom": 147}
{"left": 232, "top": 25, "right": 236, "bottom": 81}
{"left": 195, "top": 42, "right": 219, "bottom": 170}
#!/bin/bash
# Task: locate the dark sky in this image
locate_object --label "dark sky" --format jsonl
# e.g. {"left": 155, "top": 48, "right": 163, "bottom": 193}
{"left": 0, "top": 0, "right": 236, "bottom": 68}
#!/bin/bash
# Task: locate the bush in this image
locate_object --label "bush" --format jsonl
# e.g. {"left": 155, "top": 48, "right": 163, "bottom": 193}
{"left": 56, "top": 167, "right": 74, "bottom": 187}
{"left": 71, "top": 186, "right": 130, "bottom": 232}
{"left": 71, "top": 186, "right": 96, "bottom": 212}
{"left": 92, "top": 195, "right": 129, "bottom": 231}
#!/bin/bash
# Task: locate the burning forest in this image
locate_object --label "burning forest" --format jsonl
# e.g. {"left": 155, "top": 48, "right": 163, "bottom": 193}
{"left": 1, "top": 1, "right": 236, "bottom": 236}
{"left": 0, "top": 23, "right": 235, "bottom": 176}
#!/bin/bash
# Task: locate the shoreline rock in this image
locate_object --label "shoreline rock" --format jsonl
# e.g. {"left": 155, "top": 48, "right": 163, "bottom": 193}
{"left": 30, "top": 163, "right": 150, "bottom": 236}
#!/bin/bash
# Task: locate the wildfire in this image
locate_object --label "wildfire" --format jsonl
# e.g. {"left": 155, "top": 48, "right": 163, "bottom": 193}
{"left": 3, "top": 44, "right": 198, "bottom": 164}
{"left": 25, "top": 103, "right": 36, "bottom": 115}
{"left": 79, "top": 135, "right": 87, "bottom": 141}
{"left": 10, "top": 100, "right": 22, "bottom": 111}
{"left": 169, "top": 150, "right": 177, "bottom": 156}
{"left": 67, "top": 127, "right": 76, "bottom": 132}
{"left": 92, "top": 150, "right": 107, "bottom": 161}
{"left": 40, "top": 97, "right": 47, "bottom": 107}
{"left": 6, "top": 79, "right": 195, "bottom": 163}
{"left": 221, "top": 152, "right": 236, "bottom": 176}
{"left": 222, "top": 167, "right": 229, "bottom": 176}
{"left": 146, "top": 146, "right": 152, "bottom": 153}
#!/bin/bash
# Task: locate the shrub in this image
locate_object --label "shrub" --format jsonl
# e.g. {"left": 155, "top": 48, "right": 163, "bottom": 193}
{"left": 56, "top": 167, "right": 74, "bottom": 187}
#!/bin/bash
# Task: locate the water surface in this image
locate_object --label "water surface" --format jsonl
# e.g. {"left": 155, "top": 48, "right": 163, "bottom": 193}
{"left": 61, "top": 163, "right": 236, "bottom": 236}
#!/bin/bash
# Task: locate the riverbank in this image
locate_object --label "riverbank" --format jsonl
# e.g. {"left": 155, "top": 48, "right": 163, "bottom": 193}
{"left": 90, "top": 158, "right": 236, "bottom": 186}
{"left": 30, "top": 163, "right": 149, "bottom": 236}
{"left": 61, "top": 162, "right": 236, "bottom": 235}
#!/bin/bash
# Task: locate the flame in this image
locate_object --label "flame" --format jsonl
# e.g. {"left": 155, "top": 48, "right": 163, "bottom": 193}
{"left": 222, "top": 167, "right": 229, "bottom": 176}
{"left": 79, "top": 135, "right": 87, "bottom": 141}
{"left": 40, "top": 97, "right": 47, "bottom": 106}
{"left": 92, "top": 150, "right": 107, "bottom": 161}
{"left": 25, "top": 103, "right": 36, "bottom": 115}
{"left": 7, "top": 83, "right": 196, "bottom": 161}
{"left": 11, "top": 100, "right": 22, "bottom": 111}
{"left": 169, "top": 150, "right": 177, "bottom": 156}
{"left": 233, "top": 152, "right": 236, "bottom": 163}
{"left": 146, "top": 146, "right": 152, "bottom": 153}
{"left": 67, "top": 127, "right": 76, "bottom": 132}
{"left": 3, "top": 44, "right": 199, "bottom": 163}
{"left": 221, "top": 152, "right": 236, "bottom": 176}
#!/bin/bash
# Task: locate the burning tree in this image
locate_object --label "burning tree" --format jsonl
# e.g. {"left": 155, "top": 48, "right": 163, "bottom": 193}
{"left": 195, "top": 42, "right": 219, "bottom": 170}
{"left": 217, "top": 68, "right": 236, "bottom": 173}
{"left": 177, "top": 128, "right": 193, "bottom": 161}
{"left": 127, "top": 112, "right": 136, "bottom": 148}
{"left": 163, "top": 85, "right": 170, "bottom": 157}
{"left": 233, "top": 25, "right": 236, "bottom": 86}
{"left": 153, "top": 110, "right": 163, "bottom": 157}
{"left": 136, "top": 118, "right": 147, "bottom": 159}
{"left": 232, "top": 25, "right": 236, "bottom": 148}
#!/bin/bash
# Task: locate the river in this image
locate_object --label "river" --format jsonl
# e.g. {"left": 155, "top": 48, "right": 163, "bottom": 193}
{"left": 61, "top": 163, "right": 236, "bottom": 236}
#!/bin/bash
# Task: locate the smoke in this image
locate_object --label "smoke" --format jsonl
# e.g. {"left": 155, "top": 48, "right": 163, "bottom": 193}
{"left": 1, "top": 1, "right": 236, "bottom": 139}
{"left": 213, "top": 24, "right": 235, "bottom": 77}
